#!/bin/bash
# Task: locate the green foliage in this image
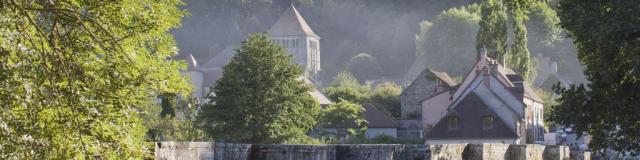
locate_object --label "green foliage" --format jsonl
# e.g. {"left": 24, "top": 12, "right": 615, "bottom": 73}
{"left": 370, "top": 82, "right": 403, "bottom": 119}
{"left": 160, "top": 93, "right": 178, "bottom": 118}
{"left": 143, "top": 96, "right": 208, "bottom": 142}
{"left": 526, "top": 1, "right": 562, "bottom": 46}
{"left": 197, "top": 33, "right": 320, "bottom": 144}
{"left": 0, "top": 0, "right": 188, "bottom": 159}
{"left": 324, "top": 72, "right": 371, "bottom": 103}
{"left": 552, "top": 0, "right": 640, "bottom": 153}
{"left": 324, "top": 73, "right": 402, "bottom": 118}
{"left": 476, "top": 0, "right": 508, "bottom": 59}
{"left": 345, "top": 53, "right": 383, "bottom": 82}
{"left": 507, "top": 7, "right": 533, "bottom": 81}
{"left": 316, "top": 100, "right": 367, "bottom": 143}
{"left": 416, "top": 4, "right": 481, "bottom": 77}
{"left": 534, "top": 88, "right": 557, "bottom": 128}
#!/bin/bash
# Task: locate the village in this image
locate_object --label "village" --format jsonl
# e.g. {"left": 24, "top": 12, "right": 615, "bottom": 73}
{"left": 175, "top": 3, "right": 597, "bottom": 160}
{"left": 2, "top": 0, "right": 639, "bottom": 159}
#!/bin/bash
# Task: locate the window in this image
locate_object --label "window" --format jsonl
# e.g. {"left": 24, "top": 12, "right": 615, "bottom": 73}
{"left": 482, "top": 115, "right": 494, "bottom": 129}
{"left": 448, "top": 116, "right": 460, "bottom": 130}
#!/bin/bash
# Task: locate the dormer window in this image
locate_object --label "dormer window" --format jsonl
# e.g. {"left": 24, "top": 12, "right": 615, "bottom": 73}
{"left": 448, "top": 115, "right": 460, "bottom": 130}
{"left": 482, "top": 114, "right": 494, "bottom": 130}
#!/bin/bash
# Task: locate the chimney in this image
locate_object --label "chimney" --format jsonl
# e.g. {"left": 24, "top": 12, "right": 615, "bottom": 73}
{"left": 508, "top": 74, "right": 525, "bottom": 98}
{"left": 490, "top": 60, "right": 499, "bottom": 73}
{"left": 478, "top": 47, "right": 487, "bottom": 61}
{"left": 483, "top": 66, "right": 491, "bottom": 87}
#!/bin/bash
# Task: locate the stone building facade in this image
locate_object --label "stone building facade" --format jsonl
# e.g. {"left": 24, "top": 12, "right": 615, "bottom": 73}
{"left": 400, "top": 69, "right": 456, "bottom": 119}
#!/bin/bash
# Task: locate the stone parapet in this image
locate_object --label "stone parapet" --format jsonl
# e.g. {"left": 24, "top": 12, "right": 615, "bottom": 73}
{"left": 154, "top": 142, "right": 573, "bottom": 160}
{"left": 543, "top": 145, "right": 571, "bottom": 160}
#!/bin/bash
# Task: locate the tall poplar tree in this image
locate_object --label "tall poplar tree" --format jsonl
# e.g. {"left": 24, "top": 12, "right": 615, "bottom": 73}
{"left": 0, "top": 0, "right": 189, "bottom": 159}
{"left": 198, "top": 33, "right": 320, "bottom": 144}
{"left": 476, "top": 0, "right": 508, "bottom": 60}
{"left": 507, "top": 1, "right": 534, "bottom": 81}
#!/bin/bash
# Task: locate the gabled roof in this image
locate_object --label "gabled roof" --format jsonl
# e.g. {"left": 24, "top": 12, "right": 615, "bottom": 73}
{"left": 363, "top": 104, "right": 397, "bottom": 128}
{"left": 401, "top": 68, "right": 456, "bottom": 97}
{"left": 201, "top": 46, "right": 236, "bottom": 70}
{"left": 269, "top": 4, "right": 319, "bottom": 38}
{"left": 425, "top": 93, "right": 518, "bottom": 139}
{"left": 430, "top": 70, "right": 457, "bottom": 87}
{"left": 299, "top": 76, "right": 332, "bottom": 106}
{"left": 451, "top": 54, "right": 543, "bottom": 103}
{"left": 524, "top": 85, "right": 543, "bottom": 102}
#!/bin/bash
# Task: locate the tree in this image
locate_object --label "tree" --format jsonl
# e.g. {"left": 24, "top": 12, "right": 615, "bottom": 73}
{"left": 197, "top": 33, "right": 320, "bottom": 144}
{"left": 476, "top": 0, "right": 508, "bottom": 60}
{"left": 507, "top": 4, "right": 534, "bottom": 81}
{"left": 370, "top": 82, "right": 403, "bottom": 118}
{"left": 316, "top": 100, "right": 367, "bottom": 143}
{"left": 324, "top": 71, "right": 371, "bottom": 103}
{"left": 0, "top": 1, "right": 188, "bottom": 159}
{"left": 345, "top": 53, "right": 383, "bottom": 82}
{"left": 144, "top": 95, "right": 208, "bottom": 142}
{"left": 551, "top": 0, "right": 640, "bottom": 153}
{"left": 416, "top": 4, "right": 481, "bottom": 77}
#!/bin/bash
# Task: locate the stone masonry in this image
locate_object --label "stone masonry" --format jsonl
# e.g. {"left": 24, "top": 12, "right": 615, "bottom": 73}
{"left": 155, "top": 142, "right": 574, "bottom": 160}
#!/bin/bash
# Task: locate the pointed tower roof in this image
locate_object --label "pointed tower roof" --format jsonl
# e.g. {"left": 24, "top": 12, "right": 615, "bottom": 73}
{"left": 187, "top": 54, "right": 198, "bottom": 70}
{"left": 269, "top": 4, "right": 319, "bottom": 38}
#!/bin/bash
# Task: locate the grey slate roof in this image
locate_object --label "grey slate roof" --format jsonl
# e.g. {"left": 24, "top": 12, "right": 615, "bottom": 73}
{"left": 425, "top": 93, "right": 518, "bottom": 139}
{"left": 269, "top": 4, "right": 319, "bottom": 38}
{"left": 363, "top": 104, "right": 397, "bottom": 128}
{"left": 430, "top": 70, "right": 456, "bottom": 87}
{"left": 201, "top": 46, "right": 236, "bottom": 70}
{"left": 299, "top": 76, "right": 332, "bottom": 106}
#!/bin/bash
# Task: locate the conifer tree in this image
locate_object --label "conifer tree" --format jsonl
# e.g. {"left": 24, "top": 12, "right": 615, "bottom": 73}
{"left": 508, "top": 2, "right": 533, "bottom": 81}
{"left": 198, "top": 33, "right": 320, "bottom": 144}
{"left": 476, "top": 0, "right": 508, "bottom": 60}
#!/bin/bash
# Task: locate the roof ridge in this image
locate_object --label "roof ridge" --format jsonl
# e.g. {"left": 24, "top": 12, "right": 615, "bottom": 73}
{"left": 269, "top": 4, "right": 319, "bottom": 38}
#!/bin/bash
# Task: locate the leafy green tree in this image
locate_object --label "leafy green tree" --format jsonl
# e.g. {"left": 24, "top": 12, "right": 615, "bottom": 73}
{"left": 316, "top": 100, "right": 367, "bottom": 143}
{"left": 370, "top": 82, "right": 403, "bottom": 118}
{"left": 346, "top": 53, "right": 383, "bottom": 82}
{"left": 551, "top": 0, "right": 640, "bottom": 152}
{"left": 324, "top": 71, "right": 371, "bottom": 103}
{"left": 0, "top": 1, "right": 188, "bottom": 159}
{"left": 416, "top": 4, "right": 481, "bottom": 77}
{"left": 160, "top": 93, "right": 179, "bottom": 118}
{"left": 476, "top": 0, "right": 508, "bottom": 59}
{"left": 197, "top": 33, "right": 320, "bottom": 144}
{"left": 144, "top": 95, "right": 208, "bottom": 142}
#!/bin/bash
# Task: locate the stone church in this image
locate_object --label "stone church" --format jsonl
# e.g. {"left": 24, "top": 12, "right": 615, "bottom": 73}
{"left": 269, "top": 4, "right": 321, "bottom": 77}
{"left": 184, "top": 4, "right": 328, "bottom": 105}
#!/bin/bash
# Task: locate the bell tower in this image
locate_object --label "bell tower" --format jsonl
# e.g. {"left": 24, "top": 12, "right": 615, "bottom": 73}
{"left": 269, "top": 4, "right": 321, "bottom": 78}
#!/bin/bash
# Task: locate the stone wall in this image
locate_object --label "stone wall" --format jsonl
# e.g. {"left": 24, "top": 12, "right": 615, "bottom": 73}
{"left": 155, "top": 142, "right": 572, "bottom": 160}
{"left": 544, "top": 145, "right": 571, "bottom": 160}
{"left": 155, "top": 142, "right": 215, "bottom": 160}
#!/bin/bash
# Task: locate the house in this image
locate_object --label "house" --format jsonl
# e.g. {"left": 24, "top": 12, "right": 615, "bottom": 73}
{"left": 400, "top": 69, "right": 457, "bottom": 119}
{"left": 423, "top": 50, "right": 545, "bottom": 145}
{"left": 362, "top": 104, "right": 398, "bottom": 139}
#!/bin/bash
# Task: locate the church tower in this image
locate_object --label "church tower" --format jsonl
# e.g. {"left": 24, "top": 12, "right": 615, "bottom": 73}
{"left": 269, "top": 4, "right": 321, "bottom": 78}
